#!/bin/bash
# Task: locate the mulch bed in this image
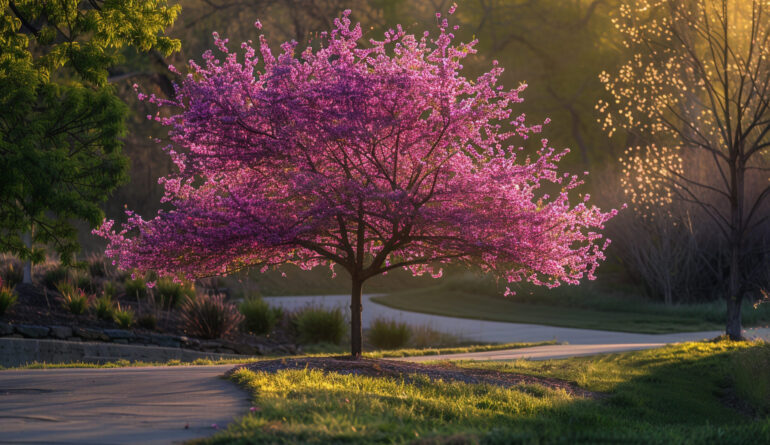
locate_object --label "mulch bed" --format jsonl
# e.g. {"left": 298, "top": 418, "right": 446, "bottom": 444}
{"left": 229, "top": 356, "right": 601, "bottom": 399}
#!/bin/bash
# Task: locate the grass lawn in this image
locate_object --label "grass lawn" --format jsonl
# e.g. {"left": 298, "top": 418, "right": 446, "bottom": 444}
{"left": 208, "top": 341, "right": 770, "bottom": 444}
{"left": 372, "top": 284, "right": 770, "bottom": 334}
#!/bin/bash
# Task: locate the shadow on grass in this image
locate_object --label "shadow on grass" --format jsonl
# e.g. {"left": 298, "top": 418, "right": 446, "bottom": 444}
{"left": 203, "top": 343, "right": 770, "bottom": 445}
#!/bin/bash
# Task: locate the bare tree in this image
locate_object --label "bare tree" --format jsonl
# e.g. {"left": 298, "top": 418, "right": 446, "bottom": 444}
{"left": 599, "top": 0, "right": 770, "bottom": 339}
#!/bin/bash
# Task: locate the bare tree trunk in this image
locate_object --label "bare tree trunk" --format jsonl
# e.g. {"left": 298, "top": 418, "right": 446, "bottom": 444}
{"left": 350, "top": 277, "right": 363, "bottom": 357}
{"left": 22, "top": 232, "right": 32, "bottom": 284}
{"left": 725, "top": 244, "right": 744, "bottom": 340}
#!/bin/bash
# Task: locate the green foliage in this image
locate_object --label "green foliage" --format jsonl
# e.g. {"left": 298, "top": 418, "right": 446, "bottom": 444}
{"left": 239, "top": 297, "right": 282, "bottom": 335}
{"left": 75, "top": 273, "right": 96, "bottom": 294}
{"left": 58, "top": 284, "right": 90, "bottom": 315}
{"left": 154, "top": 278, "right": 195, "bottom": 309}
{"left": 0, "top": 0, "right": 180, "bottom": 263}
{"left": 0, "top": 260, "right": 23, "bottom": 288}
{"left": 42, "top": 265, "right": 69, "bottom": 289}
{"left": 0, "top": 278, "right": 17, "bottom": 316}
{"left": 180, "top": 293, "right": 243, "bottom": 339}
{"left": 94, "top": 295, "right": 115, "bottom": 321}
{"left": 113, "top": 304, "right": 134, "bottom": 328}
{"left": 291, "top": 305, "right": 346, "bottom": 345}
{"left": 367, "top": 318, "right": 411, "bottom": 350}
{"left": 124, "top": 275, "right": 147, "bottom": 300}
{"left": 102, "top": 281, "right": 118, "bottom": 299}
{"left": 217, "top": 341, "right": 770, "bottom": 444}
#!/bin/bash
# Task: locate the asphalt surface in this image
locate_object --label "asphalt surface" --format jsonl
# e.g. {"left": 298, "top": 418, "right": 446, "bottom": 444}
{"left": 0, "top": 365, "right": 245, "bottom": 445}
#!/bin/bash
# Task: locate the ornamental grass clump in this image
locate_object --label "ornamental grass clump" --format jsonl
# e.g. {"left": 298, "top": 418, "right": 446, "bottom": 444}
{"left": 94, "top": 294, "right": 115, "bottom": 321}
{"left": 58, "top": 282, "right": 90, "bottom": 315}
{"left": 367, "top": 317, "right": 411, "bottom": 350}
{"left": 0, "top": 277, "right": 17, "bottom": 316}
{"left": 181, "top": 293, "right": 243, "bottom": 339}
{"left": 239, "top": 296, "right": 282, "bottom": 335}
{"left": 113, "top": 303, "right": 134, "bottom": 328}
{"left": 292, "top": 305, "right": 346, "bottom": 345}
{"left": 155, "top": 277, "right": 195, "bottom": 309}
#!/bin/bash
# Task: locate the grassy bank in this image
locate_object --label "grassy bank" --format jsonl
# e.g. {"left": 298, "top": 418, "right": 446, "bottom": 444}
{"left": 372, "top": 280, "right": 770, "bottom": 333}
{"left": 210, "top": 341, "right": 769, "bottom": 444}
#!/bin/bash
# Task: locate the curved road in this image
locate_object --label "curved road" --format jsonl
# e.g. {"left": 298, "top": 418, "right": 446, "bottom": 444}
{"left": 2, "top": 294, "right": 768, "bottom": 444}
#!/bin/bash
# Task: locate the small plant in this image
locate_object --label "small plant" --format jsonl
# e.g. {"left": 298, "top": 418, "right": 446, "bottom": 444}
{"left": 43, "top": 265, "right": 69, "bottom": 289}
{"left": 291, "top": 305, "right": 346, "bottom": 345}
{"left": 102, "top": 281, "right": 118, "bottom": 299}
{"left": 367, "top": 317, "right": 411, "bottom": 350}
{"left": 0, "top": 277, "right": 18, "bottom": 316}
{"left": 137, "top": 312, "right": 158, "bottom": 330}
{"left": 94, "top": 295, "right": 115, "bottom": 321}
{"left": 155, "top": 277, "right": 196, "bottom": 309}
{"left": 87, "top": 254, "right": 108, "bottom": 278}
{"left": 180, "top": 293, "right": 243, "bottom": 339}
{"left": 59, "top": 285, "right": 90, "bottom": 315}
{"left": 240, "top": 296, "right": 282, "bottom": 335}
{"left": 0, "top": 261, "right": 23, "bottom": 288}
{"left": 124, "top": 275, "right": 147, "bottom": 300}
{"left": 75, "top": 273, "right": 96, "bottom": 294}
{"left": 113, "top": 304, "right": 135, "bottom": 328}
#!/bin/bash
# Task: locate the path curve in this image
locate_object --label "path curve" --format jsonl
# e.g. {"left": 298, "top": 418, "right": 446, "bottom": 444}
{"left": 264, "top": 294, "right": 770, "bottom": 345}
{"left": 0, "top": 365, "right": 244, "bottom": 444}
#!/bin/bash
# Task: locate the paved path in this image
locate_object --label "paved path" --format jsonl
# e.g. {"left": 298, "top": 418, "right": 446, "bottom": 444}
{"left": 264, "top": 294, "right": 770, "bottom": 345}
{"left": 0, "top": 365, "right": 244, "bottom": 445}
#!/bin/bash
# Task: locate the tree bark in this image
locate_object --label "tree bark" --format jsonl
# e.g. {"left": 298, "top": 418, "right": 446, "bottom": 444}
{"left": 725, "top": 243, "right": 744, "bottom": 340}
{"left": 350, "top": 277, "right": 363, "bottom": 357}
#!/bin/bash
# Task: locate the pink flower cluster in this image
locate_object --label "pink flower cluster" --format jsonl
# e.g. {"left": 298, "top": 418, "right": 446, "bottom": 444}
{"left": 95, "top": 10, "right": 616, "bottom": 292}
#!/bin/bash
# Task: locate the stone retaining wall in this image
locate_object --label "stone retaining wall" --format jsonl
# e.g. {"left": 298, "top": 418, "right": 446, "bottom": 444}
{"left": 0, "top": 337, "right": 244, "bottom": 367}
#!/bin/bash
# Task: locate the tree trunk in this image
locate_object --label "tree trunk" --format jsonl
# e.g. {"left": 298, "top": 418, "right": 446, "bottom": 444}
{"left": 22, "top": 232, "right": 32, "bottom": 284}
{"left": 350, "top": 278, "right": 363, "bottom": 357}
{"left": 725, "top": 244, "right": 744, "bottom": 340}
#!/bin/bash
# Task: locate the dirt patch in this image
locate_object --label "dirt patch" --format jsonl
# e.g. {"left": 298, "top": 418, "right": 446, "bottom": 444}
{"left": 229, "top": 356, "right": 601, "bottom": 399}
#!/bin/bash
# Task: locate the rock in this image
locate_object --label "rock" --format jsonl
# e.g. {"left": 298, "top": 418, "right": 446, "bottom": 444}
{"left": 104, "top": 329, "right": 135, "bottom": 340}
{"left": 218, "top": 340, "right": 257, "bottom": 355}
{"left": 73, "top": 327, "right": 109, "bottom": 341}
{"left": 49, "top": 326, "right": 73, "bottom": 339}
{"left": 150, "top": 334, "right": 180, "bottom": 348}
{"left": 113, "top": 339, "right": 129, "bottom": 344}
{"left": 66, "top": 336, "right": 82, "bottom": 342}
{"left": 15, "top": 324, "right": 50, "bottom": 338}
{"left": 199, "top": 340, "right": 221, "bottom": 352}
{"left": 217, "top": 348, "right": 237, "bottom": 354}
{"left": 0, "top": 322, "right": 13, "bottom": 336}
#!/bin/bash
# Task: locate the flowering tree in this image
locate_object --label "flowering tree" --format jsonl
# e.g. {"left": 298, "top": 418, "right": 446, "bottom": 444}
{"left": 598, "top": 0, "right": 770, "bottom": 339}
{"left": 97, "top": 10, "right": 616, "bottom": 356}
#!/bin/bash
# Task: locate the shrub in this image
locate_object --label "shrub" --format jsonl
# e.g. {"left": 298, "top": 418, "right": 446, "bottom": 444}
{"left": 180, "top": 293, "right": 243, "bottom": 339}
{"left": 102, "top": 281, "right": 118, "bottom": 299}
{"left": 43, "top": 265, "right": 69, "bottom": 289}
{"left": 114, "top": 304, "right": 134, "bottom": 328}
{"left": 124, "top": 275, "right": 147, "bottom": 300}
{"left": 292, "top": 305, "right": 346, "bottom": 345}
{"left": 86, "top": 254, "right": 108, "bottom": 278}
{"left": 0, "top": 278, "right": 17, "bottom": 316}
{"left": 240, "top": 297, "right": 282, "bottom": 335}
{"left": 137, "top": 312, "right": 158, "bottom": 330}
{"left": 94, "top": 295, "right": 115, "bottom": 321}
{"left": 155, "top": 277, "right": 196, "bottom": 309}
{"left": 58, "top": 283, "right": 90, "bottom": 315}
{"left": 75, "top": 273, "right": 96, "bottom": 294}
{"left": 0, "top": 261, "right": 23, "bottom": 288}
{"left": 367, "top": 317, "right": 411, "bottom": 349}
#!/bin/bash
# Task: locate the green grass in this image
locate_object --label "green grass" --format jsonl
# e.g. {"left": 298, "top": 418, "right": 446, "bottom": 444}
{"left": 372, "top": 283, "right": 770, "bottom": 333}
{"left": 208, "top": 341, "right": 769, "bottom": 444}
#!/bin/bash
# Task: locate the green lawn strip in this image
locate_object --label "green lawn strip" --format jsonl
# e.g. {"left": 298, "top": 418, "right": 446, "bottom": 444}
{"left": 372, "top": 288, "right": 733, "bottom": 333}
{"left": 206, "top": 341, "right": 770, "bottom": 444}
{"left": 2, "top": 341, "right": 555, "bottom": 369}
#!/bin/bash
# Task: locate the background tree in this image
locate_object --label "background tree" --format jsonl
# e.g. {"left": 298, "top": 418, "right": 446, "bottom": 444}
{"left": 0, "top": 0, "right": 180, "bottom": 281}
{"left": 97, "top": 10, "right": 617, "bottom": 356}
{"left": 598, "top": 0, "right": 770, "bottom": 339}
